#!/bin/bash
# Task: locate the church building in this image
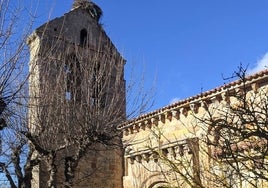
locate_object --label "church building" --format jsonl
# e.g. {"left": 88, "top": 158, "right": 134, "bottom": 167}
{"left": 27, "top": 0, "right": 124, "bottom": 187}
{"left": 27, "top": 1, "right": 268, "bottom": 188}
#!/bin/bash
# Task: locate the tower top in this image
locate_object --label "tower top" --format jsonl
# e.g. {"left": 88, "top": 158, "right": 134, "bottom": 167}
{"left": 72, "top": 0, "right": 102, "bottom": 21}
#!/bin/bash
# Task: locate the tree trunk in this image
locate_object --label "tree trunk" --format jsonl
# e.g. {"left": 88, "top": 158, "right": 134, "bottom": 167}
{"left": 64, "top": 157, "right": 77, "bottom": 188}
{"left": 47, "top": 152, "right": 57, "bottom": 188}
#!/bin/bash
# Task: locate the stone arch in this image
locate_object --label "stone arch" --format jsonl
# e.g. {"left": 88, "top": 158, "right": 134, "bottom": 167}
{"left": 149, "top": 181, "right": 169, "bottom": 188}
{"left": 140, "top": 173, "right": 168, "bottom": 188}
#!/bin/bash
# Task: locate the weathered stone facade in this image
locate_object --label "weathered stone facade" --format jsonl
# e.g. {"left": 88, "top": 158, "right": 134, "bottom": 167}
{"left": 120, "top": 71, "right": 268, "bottom": 188}
{"left": 28, "top": 1, "right": 125, "bottom": 187}
{"left": 28, "top": 1, "right": 268, "bottom": 188}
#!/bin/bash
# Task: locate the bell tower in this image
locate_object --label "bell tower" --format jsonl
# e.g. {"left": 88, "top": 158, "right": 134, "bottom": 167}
{"left": 27, "top": 1, "right": 125, "bottom": 187}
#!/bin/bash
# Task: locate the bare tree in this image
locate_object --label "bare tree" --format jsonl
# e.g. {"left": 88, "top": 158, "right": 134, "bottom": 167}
{"left": 0, "top": 0, "right": 37, "bottom": 187}
{"left": 25, "top": 2, "right": 154, "bottom": 187}
{"left": 144, "top": 127, "right": 204, "bottom": 188}
{"left": 0, "top": 1, "right": 153, "bottom": 187}
{"left": 26, "top": 37, "right": 152, "bottom": 187}
{"left": 201, "top": 66, "right": 268, "bottom": 187}
{"left": 27, "top": 42, "right": 125, "bottom": 187}
{"left": 144, "top": 66, "right": 268, "bottom": 188}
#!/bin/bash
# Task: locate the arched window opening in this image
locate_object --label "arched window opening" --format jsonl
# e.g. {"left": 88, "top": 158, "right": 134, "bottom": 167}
{"left": 90, "top": 62, "right": 107, "bottom": 108}
{"left": 80, "top": 29, "right": 87, "bottom": 46}
{"left": 64, "top": 64, "right": 72, "bottom": 100}
{"left": 64, "top": 55, "right": 81, "bottom": 101}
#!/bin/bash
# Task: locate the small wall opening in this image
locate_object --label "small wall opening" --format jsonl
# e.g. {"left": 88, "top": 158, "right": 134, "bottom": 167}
{"left": 80, "top": 29, "right": 88, "bottom": 46}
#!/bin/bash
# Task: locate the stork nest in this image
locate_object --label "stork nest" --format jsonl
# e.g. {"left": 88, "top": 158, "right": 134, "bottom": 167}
{"left": 72, "top": 0, "right": 102, "bottom": 21}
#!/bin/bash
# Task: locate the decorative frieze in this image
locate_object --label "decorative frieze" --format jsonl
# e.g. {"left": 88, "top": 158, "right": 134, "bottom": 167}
{"left": 126, "top": 139, "right": 196, "bottom": 164}
{"left": 211, "top": 139, "right": 268, "bottom": 158}
{"left": 124, "top": 96, "right": 235, "bottom": 136}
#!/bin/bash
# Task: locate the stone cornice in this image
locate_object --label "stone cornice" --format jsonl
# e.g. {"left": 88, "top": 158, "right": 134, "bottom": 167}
{"left": 125, "top": 138, "right": 198, "bottom": 164}
{"left": 119, "top": 69, "right": 268, "bottom": 131}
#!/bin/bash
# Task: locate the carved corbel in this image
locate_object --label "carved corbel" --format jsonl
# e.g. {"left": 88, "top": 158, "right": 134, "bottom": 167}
{"left": 161, "top": 148, "right": 168, "bottom": 157}
{"left": 133, "top": 124, "right": 140, "bottom": 133}
{"left": 221, "top": 92, "right": 230, "bottom": 104}
{"left": 185, "top": 144, "right": 192, "bottom": 154}
{"left": 180, "top": 107, "right": 188, "bottom": 117}
{"left": 145, "top": 120, "right": 152, "bottom": 130}
{"left": 172, "top": 110, "right": 180, "bottom": 120}
{"left": 200, "top": 101, "right": 208, "bottom": 111}
{"left": 124, "top": 129, "right": 129, "bottom": 136}
{"left": 142, "top": 153, "right": 150, "bottom": 162}
{"left": 125, "top": 146, "right": 132, "bottom": 155}
{"left": 135, "top": 155, "right": 142, "bottom": 163}
{"left": 210, "top": 96, "right": 220, "bottom": 104}
{"left": 129, "top": 157, "right": 135, "bottom": 164}
{"left": 128, "top": 126, "right": 134, "bottom": 134}
{"left": 159, "top": 114, "right": 165, "bottom": 123}
{"left": 139, "top": 122, "right": 146, "bottom": 131}
{"left": 235, "top": 87, "right": 244, "bottom": 95}
{"left": 151, "top": 152, "right": 159, "bottom": 163}
{"left": 251, "top": 82, "right": 259, "bottom": 93}
{"left": 190, "top": 103, "right": 198, "bottom": 114}
{"left": 179, "top": 144, "right": 185, "bottom": 156}
{"left": 209, "top": 96, "right": 221, "bottom": 110}
{"left": 174, "top": 144, "right": 185, "bottom": 158}
{"left": 167, "top": 147, "right": 175, "bottom": 159}
{"left": 151, "top": 117, "right": 159, "bottom": 126}
{"left": 166, "top": 111, "right": 172, "bottom": 121}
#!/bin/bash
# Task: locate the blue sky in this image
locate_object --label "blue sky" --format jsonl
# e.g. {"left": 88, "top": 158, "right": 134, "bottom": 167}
{"left": 31, "top": 0, "right": 268, "bottom": 110}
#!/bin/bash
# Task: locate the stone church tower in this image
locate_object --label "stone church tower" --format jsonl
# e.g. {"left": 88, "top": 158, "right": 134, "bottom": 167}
{"left": 27, "top": 1, "right": 125, "bottom": 187}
